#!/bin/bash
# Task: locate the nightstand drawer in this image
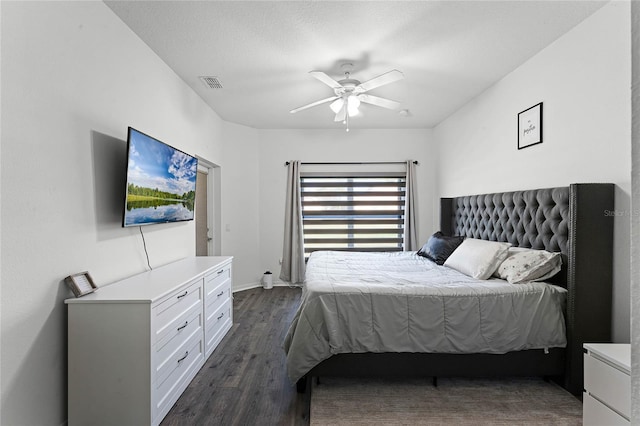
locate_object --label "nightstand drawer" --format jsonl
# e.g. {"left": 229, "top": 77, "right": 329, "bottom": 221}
{"left": 584, "top": 353, "right": 630, "bottom": 418}
{"left": 583, "top": 392, "right": 629, "bottom": 426}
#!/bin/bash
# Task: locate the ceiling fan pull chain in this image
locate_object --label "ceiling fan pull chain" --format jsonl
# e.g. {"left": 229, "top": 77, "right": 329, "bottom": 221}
{"left": 345, "top": 106, "right": 350, "bottom": 132}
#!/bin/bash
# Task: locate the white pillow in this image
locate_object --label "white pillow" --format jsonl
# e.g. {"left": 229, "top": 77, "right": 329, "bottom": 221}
{"left": 494, "top": 247, "right": 562, "bottom": 284}
{"left": 444, "top": 238, "right": 511, "bottom": 280}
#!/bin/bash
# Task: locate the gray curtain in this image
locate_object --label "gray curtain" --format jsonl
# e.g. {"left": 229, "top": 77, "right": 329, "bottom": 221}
{"left": 403, "top": 160, "right": 419, "bottom": 251}
{"left": 280, "top": 161, "right": 306, "bottom": 283}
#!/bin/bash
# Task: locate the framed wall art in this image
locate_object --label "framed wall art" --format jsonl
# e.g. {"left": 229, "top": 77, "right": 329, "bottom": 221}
{"left": 518, "top": 102, "right": 543, "bottom": 150}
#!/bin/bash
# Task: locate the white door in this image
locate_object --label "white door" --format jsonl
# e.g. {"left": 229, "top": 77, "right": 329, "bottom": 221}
{"left": 195, "top": 168, "right": 210, "bottom": 255}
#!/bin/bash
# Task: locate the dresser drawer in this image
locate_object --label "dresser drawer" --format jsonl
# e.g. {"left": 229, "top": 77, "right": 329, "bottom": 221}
{"left": 205, "top": 277, "right": 230, "bottom": 318}
{"left": 583, "top": 392, "right": 629, "bottom": 425}
{"left": 205, "top": 265, "right": 231, "bottom": 294}
{"left": 205, "top": 300, "right": 231, "bottom": 353}
{"left": 155, "top": 306, "right": 202, "bottom": 373}
{"left": 584, "top": 353, "right": 630, "bottom": 418}
{"left": 155, "top": 330, "right": 203, "bottom": 394}
{"left": 154, "top": 333, "right": 204, "bottom": 418}
{"left": 153, "top": 280, "right": 202, "bottom": 343}
{"left": 206, "top": 299, "right": 231, "bottom": 332}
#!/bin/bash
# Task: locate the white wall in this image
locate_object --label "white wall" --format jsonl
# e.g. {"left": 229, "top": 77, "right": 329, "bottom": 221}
{"left": 220, "top": 121, "right": 261, "bottom": 288}
{"left": 630, "top": 2, "right": 639, "bottom": 423}
{"left": 1, "top": 2, "right": 227, "bottom": 424}
{"left": 434, "top": 2, "right": 631, "bottom": 342}
{"left": 256, "top": 129, "right": 435, "bottom": 285}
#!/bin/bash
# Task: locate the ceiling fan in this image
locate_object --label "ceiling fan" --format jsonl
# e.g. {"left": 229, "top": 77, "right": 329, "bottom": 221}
{"left": 290, "top": 64, "right": 404, "bottom": 131}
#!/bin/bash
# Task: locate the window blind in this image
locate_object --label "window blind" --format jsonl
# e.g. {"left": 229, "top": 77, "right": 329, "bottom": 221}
{"left": 301, "top": 172, "right": 406, "bottom": 258}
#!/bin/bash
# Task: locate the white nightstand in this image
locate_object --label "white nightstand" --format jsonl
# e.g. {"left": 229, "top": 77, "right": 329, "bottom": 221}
{"left": 583, "top": 343, "right": 630, "bottom": 425}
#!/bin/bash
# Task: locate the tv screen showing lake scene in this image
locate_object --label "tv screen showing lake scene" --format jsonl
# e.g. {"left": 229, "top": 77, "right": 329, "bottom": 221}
{"left": 123, "top": 127, "right": 198, "bottom": 227}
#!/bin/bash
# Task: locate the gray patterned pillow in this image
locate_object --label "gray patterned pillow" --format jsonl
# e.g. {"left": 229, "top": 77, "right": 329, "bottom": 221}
{"left": 495, "top": 248, "right": 562, "bottom": 284}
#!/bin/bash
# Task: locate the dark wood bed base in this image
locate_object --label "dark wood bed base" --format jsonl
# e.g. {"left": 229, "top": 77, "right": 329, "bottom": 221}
{"left": 296, "top": 183, "right": 614, "bottom": 397}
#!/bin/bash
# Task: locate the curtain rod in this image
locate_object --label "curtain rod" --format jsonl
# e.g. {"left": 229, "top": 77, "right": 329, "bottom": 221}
{"left": 284, "top": 161, "right": 418, "bottom": 166}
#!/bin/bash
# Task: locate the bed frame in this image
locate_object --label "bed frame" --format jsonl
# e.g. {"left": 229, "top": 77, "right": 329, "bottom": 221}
{"left": 296, "top": 183, "right": 614, "bottom": 396}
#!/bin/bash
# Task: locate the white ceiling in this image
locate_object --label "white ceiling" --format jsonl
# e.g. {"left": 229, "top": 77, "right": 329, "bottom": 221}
{"left": 105, "top": 1, "right": 607, "bottom": 130}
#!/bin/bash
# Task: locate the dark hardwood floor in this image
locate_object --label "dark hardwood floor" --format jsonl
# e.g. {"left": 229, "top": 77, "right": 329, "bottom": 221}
{"left": 161, "top": 286, "right": 308, "bottom": 426}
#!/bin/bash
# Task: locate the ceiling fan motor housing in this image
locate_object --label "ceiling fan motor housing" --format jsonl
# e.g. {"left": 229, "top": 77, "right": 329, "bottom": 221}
{"left": 335, "top": 78, "right": 360, "bottom": 96}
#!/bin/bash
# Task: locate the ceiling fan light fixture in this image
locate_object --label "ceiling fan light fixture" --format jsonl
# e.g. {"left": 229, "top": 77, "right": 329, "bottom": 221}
{"left": 347, "top": 95, "right": 360, "bottom": 116}
{"left": 330, "top": 98, "right": 344, "bottom": 114}
{"left": 291, "top": 66, "right": 404, "bottom": 132}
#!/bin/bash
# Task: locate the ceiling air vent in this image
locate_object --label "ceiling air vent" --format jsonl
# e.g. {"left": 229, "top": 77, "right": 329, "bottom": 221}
{"left": 199, "top": 76, "right": 223, "bottom": 89}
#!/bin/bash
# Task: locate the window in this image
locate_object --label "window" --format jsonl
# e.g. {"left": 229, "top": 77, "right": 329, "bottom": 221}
{"left": 301, "top": 172, "right": 406, "bottom": 259}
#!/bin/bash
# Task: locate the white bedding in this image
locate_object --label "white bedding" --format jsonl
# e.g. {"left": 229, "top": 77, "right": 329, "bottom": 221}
{"left": 284, "top": 250, "right": 567, "bottom": 383}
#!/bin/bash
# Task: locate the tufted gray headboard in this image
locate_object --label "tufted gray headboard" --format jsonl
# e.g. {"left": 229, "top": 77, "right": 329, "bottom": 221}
{"left": 440, "top": 183, "right": 614, "bottom": 395}
{"left": 441, "top": 186, "right": 570, "bottom": 286}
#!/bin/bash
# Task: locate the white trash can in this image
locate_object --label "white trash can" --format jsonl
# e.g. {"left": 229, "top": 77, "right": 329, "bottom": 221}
{"left": 262, "top": 271, "right": 273, "bottom": 289}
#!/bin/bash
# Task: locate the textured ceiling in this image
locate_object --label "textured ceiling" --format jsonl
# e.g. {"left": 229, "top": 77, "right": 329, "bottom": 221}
{"left": 106, "top": 1, "right": 607, "bottom": 130}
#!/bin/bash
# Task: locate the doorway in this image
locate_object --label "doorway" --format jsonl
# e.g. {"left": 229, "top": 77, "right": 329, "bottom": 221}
{"left": 195, "top": 158, "right": 221, "bottom": 256}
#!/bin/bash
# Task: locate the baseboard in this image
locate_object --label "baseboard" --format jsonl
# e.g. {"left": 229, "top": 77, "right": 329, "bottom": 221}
{"left": 233, "top": 281, "right": 300, "bottom": 293}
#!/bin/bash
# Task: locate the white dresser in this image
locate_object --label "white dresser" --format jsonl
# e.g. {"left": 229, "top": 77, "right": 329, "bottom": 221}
{"left": 66, "top": 256, "right": 233, "bottom": 426}
{"left": 583, "top": 343, "right": 630, "bottom": 425}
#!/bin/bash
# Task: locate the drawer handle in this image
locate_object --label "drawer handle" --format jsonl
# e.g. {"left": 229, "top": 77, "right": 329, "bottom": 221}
{"left": 176, "top": 291, "right": 188, "bottom": 299}
{"left": 177, "top": 321, "right": 189, "bottom": 331}
{"left": 217, "top": 269, "right": 225, "bottom": 275}
{"left": 217, "top": 291, "right": 224, "bottom": 297}
{"left": 177, "top": 351, "right": 189, "bottom": 363}
{"left": 217, "top": 312, "right": 225, "bottom": 320}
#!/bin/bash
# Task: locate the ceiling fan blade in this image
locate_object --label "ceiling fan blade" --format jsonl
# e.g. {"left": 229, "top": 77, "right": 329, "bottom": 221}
{"left": 290, "top": 96, "right": 339, "bottom": 114}
{"left": 358, "top": 94, "right": 401, "bottom": 110}
{"left": 334, "top": 103, "right": 347, "bottom": 122}
{"left": 309, "top": 71, "right": 342, "bottom": 89}
{"left": 357, "top": 69, "right": 404, "bottom": 93}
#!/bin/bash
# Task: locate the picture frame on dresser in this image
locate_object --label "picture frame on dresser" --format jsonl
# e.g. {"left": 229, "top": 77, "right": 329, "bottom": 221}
{"left": 65, "top": 272, "right": 97, "bottom": 297}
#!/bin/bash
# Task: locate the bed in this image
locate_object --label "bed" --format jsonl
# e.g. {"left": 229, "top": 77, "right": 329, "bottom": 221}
{"left": 284, "top": 183, "right": 614, "bottom": 396}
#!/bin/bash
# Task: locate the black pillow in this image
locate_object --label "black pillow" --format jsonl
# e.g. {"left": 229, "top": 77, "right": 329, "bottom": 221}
{"left": 417, "top": 232, "right": 465, "bottom": 265}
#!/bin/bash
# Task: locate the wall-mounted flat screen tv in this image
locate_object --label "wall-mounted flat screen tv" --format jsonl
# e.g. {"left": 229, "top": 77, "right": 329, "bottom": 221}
{"left": 123, "top": 127, "right": 198, "bottom": 227}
